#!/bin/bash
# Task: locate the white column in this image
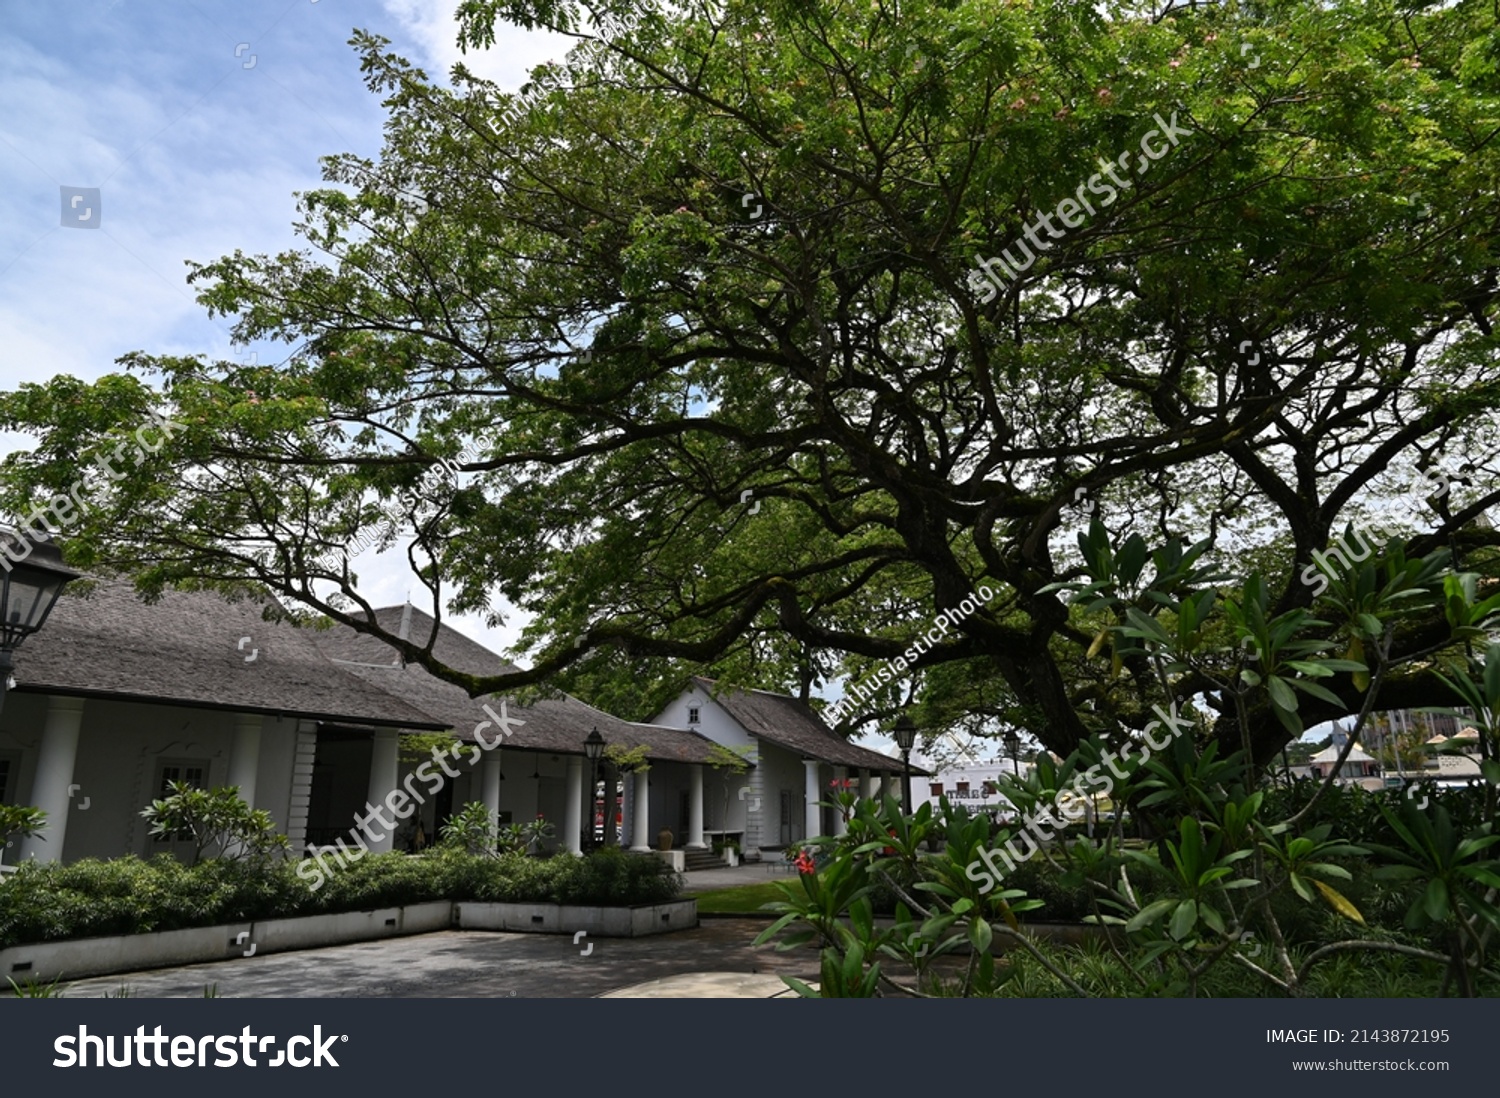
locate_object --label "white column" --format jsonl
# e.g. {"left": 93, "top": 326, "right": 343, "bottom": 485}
{"left": 364, "top": 727, "right": 400, "bottom": 854}
{"left": 564, "top": 757, "right": 584, "bottom": 855}
{"left": 861, "top": 768, "right": 876, "bottom": 801}
{"left": 629, "top": 769, "right": 651, "bottom": 851}
{"left": 228, "top": 713, "right": 263, "bottom": 809}
{"left": 832, "top": 765, "right": 848, "bottom": 836}
{"left": 803, "top": 758, "right": 822, "bottom": 840}
{"left": 18, "top": 697, "right": 85, "bottom": 863}
{"left": 687, "top": 763, "right": 706, "bottom": 848}
{"left": 482, "top": 755, "right": 503, "bottom": 827}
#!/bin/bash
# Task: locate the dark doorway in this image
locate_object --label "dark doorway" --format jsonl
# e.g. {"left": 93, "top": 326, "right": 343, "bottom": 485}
{"left": 434, "top": 780, "right": 455, "bottom": 841}
{"left": 304, "top": 727, "right": 374, "bottom": 848}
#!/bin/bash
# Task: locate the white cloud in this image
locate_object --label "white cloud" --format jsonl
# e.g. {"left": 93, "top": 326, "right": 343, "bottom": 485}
{"left": 379, "top": 0, "right": 573, "bottom": 88}
{"left": 1, "top": 5, "right": 543, "bottom": 669}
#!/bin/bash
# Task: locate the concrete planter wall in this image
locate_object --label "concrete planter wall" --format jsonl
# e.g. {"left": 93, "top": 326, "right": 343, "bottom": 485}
{"left": 652, "top": 850, "right": 685, "bottom": 872}
{"left": 247, "top": 901, "right": 453, "bottom": 955}
{"left": 2, "top": 898, "right": 693, "bottom": 984}
{"left": 2, "top": 923, "right": 255, "bottom": 985}
{"left": 454, "top": 899, "right": 697, "bottom": 937}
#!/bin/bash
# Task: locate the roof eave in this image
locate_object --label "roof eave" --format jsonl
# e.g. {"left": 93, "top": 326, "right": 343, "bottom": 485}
{"left": 8, "top": 684, "right": 450, "bottom": 731}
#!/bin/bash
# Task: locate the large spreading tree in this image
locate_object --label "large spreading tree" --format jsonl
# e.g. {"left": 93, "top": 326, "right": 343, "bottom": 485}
{"left": 3, "top": 0, "right": 1500, "bottom": 766}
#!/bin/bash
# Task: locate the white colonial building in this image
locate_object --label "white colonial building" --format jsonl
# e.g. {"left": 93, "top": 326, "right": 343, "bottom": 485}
{"left": 650, "top": 677, "right": 919, "bottom": 861}
{"left": 0, "top": 580, "right": 910, "bottom": 869}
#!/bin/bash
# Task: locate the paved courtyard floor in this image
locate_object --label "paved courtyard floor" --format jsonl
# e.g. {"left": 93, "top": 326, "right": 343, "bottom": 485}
{"left": 679, "top": 862, "right": 797, "bottom": 892}
{"left": 59, "top": 917, "right": 812, "bottom": 999}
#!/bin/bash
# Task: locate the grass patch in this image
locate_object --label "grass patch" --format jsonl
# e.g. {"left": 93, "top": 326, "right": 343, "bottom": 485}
{"left": 694, "top": 879, "right": 795, "bottom": 915}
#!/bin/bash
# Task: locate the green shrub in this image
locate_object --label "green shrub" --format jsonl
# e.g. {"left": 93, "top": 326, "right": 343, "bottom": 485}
{"left": 1001, "top": 858, "right": 1096, "bottom": 923}
{"left": 866, "top": 855, "right": 920, "bottom": 915}
{"left": 139, "top": 783, "right": 289, "bottom": 866}
{"left": 0, "top": 848, "right": 683, "bottom": 949}
{"left": 550, "top": 847, "right": 681, "bottom": 906}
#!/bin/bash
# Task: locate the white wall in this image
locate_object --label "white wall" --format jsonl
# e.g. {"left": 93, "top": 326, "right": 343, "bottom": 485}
{"left": 752, "top": 740, "right": 816, "bottom": 848}
{"left": 655, "top": 685, "right": 755, "bottom": 751}
{"left": 0, "top": 695, "right": 300, "bottom": 862}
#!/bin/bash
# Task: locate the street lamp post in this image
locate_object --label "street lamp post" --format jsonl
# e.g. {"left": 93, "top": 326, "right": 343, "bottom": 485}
{"left": 583, "top": 727, "right": 605, "bottom": 852}
{"left": 1004, "top": 731, "right": 1021, "bottom": 777}
{"left": 892, "top": 716, "right": 917, "bottom": 816}
{"left": 0, "top": 532, "right": 81, "bottom": 720}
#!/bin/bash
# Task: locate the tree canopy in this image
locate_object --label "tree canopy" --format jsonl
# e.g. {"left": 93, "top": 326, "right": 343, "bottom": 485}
{"left": 3, "top": 0, "right": 1500, "bottom": 766}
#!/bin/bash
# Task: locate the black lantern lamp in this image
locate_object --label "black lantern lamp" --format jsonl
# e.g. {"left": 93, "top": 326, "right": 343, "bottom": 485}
{"left": 0, "top": 531, "right": 81, "bottom": 718}
{"left": 1004, "top": 730, "right": 1022, "bottom": 776}
{"left": 891, "top": 715, "right": 918, "bottom": 816}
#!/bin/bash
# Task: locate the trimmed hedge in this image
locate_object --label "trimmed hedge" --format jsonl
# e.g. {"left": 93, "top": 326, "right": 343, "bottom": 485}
{"left": 0, "top": 848, "right": 683, "bottom": 950}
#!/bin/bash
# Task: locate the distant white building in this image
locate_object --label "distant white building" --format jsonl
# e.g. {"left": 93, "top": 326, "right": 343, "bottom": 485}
{"left": 918, "top": 761, "right": 1028, "bottom": 817}
{"left": 1421, "top": 728, "right": 1485, "bottom": 786}
{"left": 1307, "top": 742, "right": 1382, "bottom": 788}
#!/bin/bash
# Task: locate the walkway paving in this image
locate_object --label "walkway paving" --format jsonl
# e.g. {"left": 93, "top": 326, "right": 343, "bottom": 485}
{"left": 600, "top": 972, "right": 803, "bottom": 998}
{"left": 680, "top": 862, "right": 795, "bottom": 892}
{"left": 57, "top": 918, "right": 811, "bottom": 999}
{"left": 46, "top": 872, "right": 812, "bottom": 999}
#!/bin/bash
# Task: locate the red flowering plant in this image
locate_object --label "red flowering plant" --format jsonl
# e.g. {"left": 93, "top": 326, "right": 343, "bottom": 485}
{"left": 757, "top": 795, "right": 1042, "bottom": 997}
{"left": 826, "top": 777, "right": 860, "bottom": 824}
{"left": 785, "top": 840, "right": 831, "bottom": 874}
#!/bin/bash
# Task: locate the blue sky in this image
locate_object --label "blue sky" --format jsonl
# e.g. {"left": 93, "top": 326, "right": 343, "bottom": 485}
{"left": 0, "top": 0, "right": 570, "bottom": 657}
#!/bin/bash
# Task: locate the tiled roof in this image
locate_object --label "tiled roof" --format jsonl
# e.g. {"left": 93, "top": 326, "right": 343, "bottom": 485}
{"left": 691, "top": 677, "right": 924, "bottom": 774}
{"left": 312, "top": 607, "right": 728, "bottom": 763}
{"left": 8, "top": 578, "right": 443, "bottom": 729}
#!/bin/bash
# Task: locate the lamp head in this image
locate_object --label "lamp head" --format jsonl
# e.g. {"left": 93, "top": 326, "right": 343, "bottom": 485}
{"left": 0, "top": 531, "right": 81, "bottom": 651}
